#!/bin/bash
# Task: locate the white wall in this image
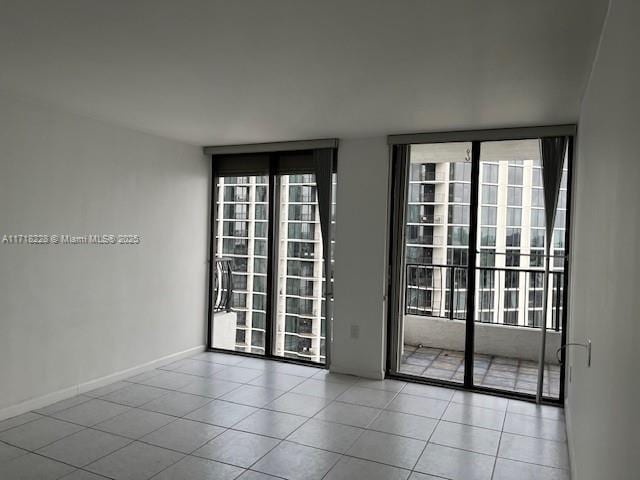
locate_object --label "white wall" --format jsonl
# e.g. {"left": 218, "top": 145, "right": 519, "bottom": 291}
{"left": 332, "top": 137, "right": 390, "bottom": 379}
{"left": 0, "top": 92, "right": 209, "bottom": 414}
{"left": 566, "top": 0, "right": 640, "bottom": 477}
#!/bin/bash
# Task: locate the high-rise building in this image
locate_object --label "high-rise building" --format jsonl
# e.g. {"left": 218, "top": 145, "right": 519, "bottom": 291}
{"left": 214, "top": 174, "right": 330, "bottom": 363}
{"left": 215, "top": 175, "right": 269, "bottom": 355}
{"left": 405, "top": 140, "right": 568, "bottom": 328}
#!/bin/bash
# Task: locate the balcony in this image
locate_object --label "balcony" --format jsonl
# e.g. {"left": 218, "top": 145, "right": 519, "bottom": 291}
{"left": 401, "top": 263, "right": 564, "bottom": 398}
{"left": 406, "top": 235, "right": 443, "bottom": 246}
{"left": 418, "top": 214, "right": 444, "bottom": 225}
{"left": 400, "top": 344, "right": 560, "bottom": 397}
{"left": 410, "top": 171, "right": 446, "bottom": 182}
{"left": 289, "top": 195, "right": 316, "bottom": 203}
{"left": 286, "top": 288, "right": 315, "bottom": 298}
{"left": 408, "top": 193, "right": 445, "bottom": 204}
{"left": 284, "top": 336, "right": 314, "bottom": 355}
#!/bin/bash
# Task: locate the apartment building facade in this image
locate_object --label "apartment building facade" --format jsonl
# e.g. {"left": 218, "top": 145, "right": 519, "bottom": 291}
{"left": 214, "top": 174, "right": 327, "bottom": 363}
{"left": 405, "top": 140, "right": 568, "bottom": 329}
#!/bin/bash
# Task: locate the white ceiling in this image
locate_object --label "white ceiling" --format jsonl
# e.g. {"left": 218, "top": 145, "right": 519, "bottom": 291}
{"left": 0, "top": 0, "right": 607, "bottom": 146}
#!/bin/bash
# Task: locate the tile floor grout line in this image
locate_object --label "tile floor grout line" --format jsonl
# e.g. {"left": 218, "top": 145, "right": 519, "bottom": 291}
{"left": 104, "top": 369, "right": 568, "bottom": 457}
{"left": 44, "top": 404, "right": 193, "bottom": 471}
{"left": 0, "top": 412, "right": 48, "bottom": 434}
{"left": 409, "top": 393, "right": 450, "bottom": 476}
{"left": 30, "top": 437, "right": 134, "bottom": 480}
{"left": 316, "top": 387, "right": 398, "bottom": 480}
{"left": 490, "top": 424, "right": 505, "bottom": 480}
{"left": 198, "top": 417, "right": 571, "bottom": 475}
{"left": 424, "top": 440, "right": 502, "bottom": 458}
{"left": 17, "top": 365, "right": 301, "bottom": 478}
{"left": 79, "top": 385, "right": 250, "bottom": 479}
{"left": 243, "top": 469, "right": 288, "bottom": 480}
{"left": 0, "top": 420, "right": 88, "bottom": 454}
{"left": 120, "top": 442, "right": 186, "bottom": 480}
{"left": 248, "top": 380, "right": 402, "bottom": 479}
{"left": 493, "top": 454, "right": 572, "bottom": 472}
{"left": 323, "top": 455, "right": 415, "bottom": 479}
{"left": 90, "top": 383, "right": 187, "bottom": 407}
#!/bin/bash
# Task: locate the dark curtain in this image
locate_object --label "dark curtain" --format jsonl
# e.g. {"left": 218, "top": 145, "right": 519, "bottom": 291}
{"left": 541, "top": 136, "right": 568, "bottom": 247}
{"left": 537, "top": 135, "right": 567, "bottom": 403}
{"left": 313, "top": 148, "right": 334, "bottom": 292}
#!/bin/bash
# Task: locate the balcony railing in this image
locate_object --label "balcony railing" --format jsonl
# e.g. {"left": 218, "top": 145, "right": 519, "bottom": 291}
{"left": 286, "top": 287, "right": 315, "bottom": 297}
{"left": 418, "top": 214, "right": 444, "bottom": 225}
{"left": 409, "top": 193, "right": 445, "bottom": 203}
{"left": 405, "top": 263, "right": 564, "bottom": 331}
{"left": 289, "top": 195, "right": 316, "bottom": 203}
{"left": 212, "top": 257, "right": 233, "bottom": 312}
{"left": 411, "top": 171, "right": 445, "bottom": 182}
{"left": 406, "top": 235, "right": 443, "bottom": 246}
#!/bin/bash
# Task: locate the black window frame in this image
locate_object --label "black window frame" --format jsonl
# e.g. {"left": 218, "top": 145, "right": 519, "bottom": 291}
{"left": 386, "top": 125, "right": 575, "bottom": 406}
{"left": 207, "top": 142, "right": 338, "bottom": 369}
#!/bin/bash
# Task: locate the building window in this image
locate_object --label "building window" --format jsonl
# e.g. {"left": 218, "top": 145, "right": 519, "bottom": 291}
{"left": 506, "top": 207, "right": 522, "bottom": 226}
{"left": 448, "top": 205, "right": 470, "bottom": 224}
{"left": 480, "top": 227, "right": 496, "bottom": 247}
{"left": 483, "top": 163, "right": 499, "bottom": 183}
{"left": 505, "top": 228, "right": 521, "bottom": 247}
{"left": 507, "top": 186, "right": 522, "bottom": 205}
{"left": 508, "top": 166, "right": 523, "bottom": 185}
{"left": 481, "top": 206, "right": 497, "bottom": 225}
{"left": 482, "top": 185, "right": 498, "bottom": 205}
{"left": 450, "top": 162, "right": 472, "bottom": 181}
{"left": 449, "top": 183, "right": 471, "bottom": 203}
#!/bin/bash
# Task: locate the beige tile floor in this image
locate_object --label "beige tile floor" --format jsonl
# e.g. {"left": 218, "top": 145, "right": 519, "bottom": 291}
{"left": 0, "top": 351, "right": 568, "bottom": 479}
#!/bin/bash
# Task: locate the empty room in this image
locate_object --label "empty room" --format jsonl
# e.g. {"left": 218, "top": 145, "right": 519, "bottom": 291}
{"left": 0, "top": 1, "right": 637, "bottom": 479}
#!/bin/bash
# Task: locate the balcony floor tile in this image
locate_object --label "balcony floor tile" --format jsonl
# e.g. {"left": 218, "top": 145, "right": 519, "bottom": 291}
{"left": 401, "top": 345, "right": 561, "bottom": 400}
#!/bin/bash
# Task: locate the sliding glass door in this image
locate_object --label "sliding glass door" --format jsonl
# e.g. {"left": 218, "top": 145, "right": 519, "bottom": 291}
{"left": 274, "top": 173, "right": 327, "bottom": 363}
{"left": 208, "top": 148, "right": 336, "bottom": 366}
{"left": 400, "top": 142, "right": 473, "bottom": 385}
{"left": 472, "top": 141, "right": 569, "bottom": 399}
{"left": 388, "top": 129, "right": 572, "bottom": 403}
{"left": 212, "top": 175, "right": 269, "bottom": 355}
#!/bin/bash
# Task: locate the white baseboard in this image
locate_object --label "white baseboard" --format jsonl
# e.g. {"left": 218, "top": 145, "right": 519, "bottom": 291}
{"left": 0, "top": 345, "right": 205, "bottom": 422}
{"left": 565, "top": 398, "right": 576, "bottom": 478}
{"left": 330, "top": 365, "right": 385, "bottom": 380}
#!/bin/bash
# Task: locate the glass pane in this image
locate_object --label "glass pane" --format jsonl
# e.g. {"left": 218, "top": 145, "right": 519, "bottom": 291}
{"left": 400, "top": 142, "right": 472, "bottom": 384}
{"left": 274, "top": 173, "right": 328, "bottom": 364}
{"left": 213, "top": 175, "right": 269, "bottom": 355}
{"left": 474, "top": 140, "right": 569, "bottom": 399}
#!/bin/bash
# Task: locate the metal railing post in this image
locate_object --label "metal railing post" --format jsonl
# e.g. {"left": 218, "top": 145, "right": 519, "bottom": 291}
{"left": 212, "top": 257, "right": 233, "bottom": 313}
{"left": 449, "top": 266, "right": 455, "bottom": 321}
{"left": 554, "top": 273, "right": 562, "bottom": 332}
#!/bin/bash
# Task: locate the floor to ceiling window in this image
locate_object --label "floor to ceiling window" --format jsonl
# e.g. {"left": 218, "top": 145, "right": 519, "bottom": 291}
{"left": 274, "top": 174, "right": 330, "bottom": 363}
{"left": 388, "top": 127, "right": 573, "bottom": 403}
{"left": 207, "top": 142, "right": 337, "bottom": 366}
{"left": 213, "top": 175, "right": 269, "bottom": 355}
{"left": 403, "top": 142, "right": 473, "bottom": 385}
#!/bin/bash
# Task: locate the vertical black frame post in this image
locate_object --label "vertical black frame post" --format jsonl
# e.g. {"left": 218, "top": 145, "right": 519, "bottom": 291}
{"left": 463, "top": 141, "right": 481, "bottom": 387}
{"left": 558, "top": 136, "right": 574, "bottom": 402}
{"left": 264, "top": 155, "right": 278, "bottom": 358}
{"left": 386, "top": 144, "right": 410, "bottom": 375}
{"left": 207, "top": 161, "right": 219, "bottom": 350}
